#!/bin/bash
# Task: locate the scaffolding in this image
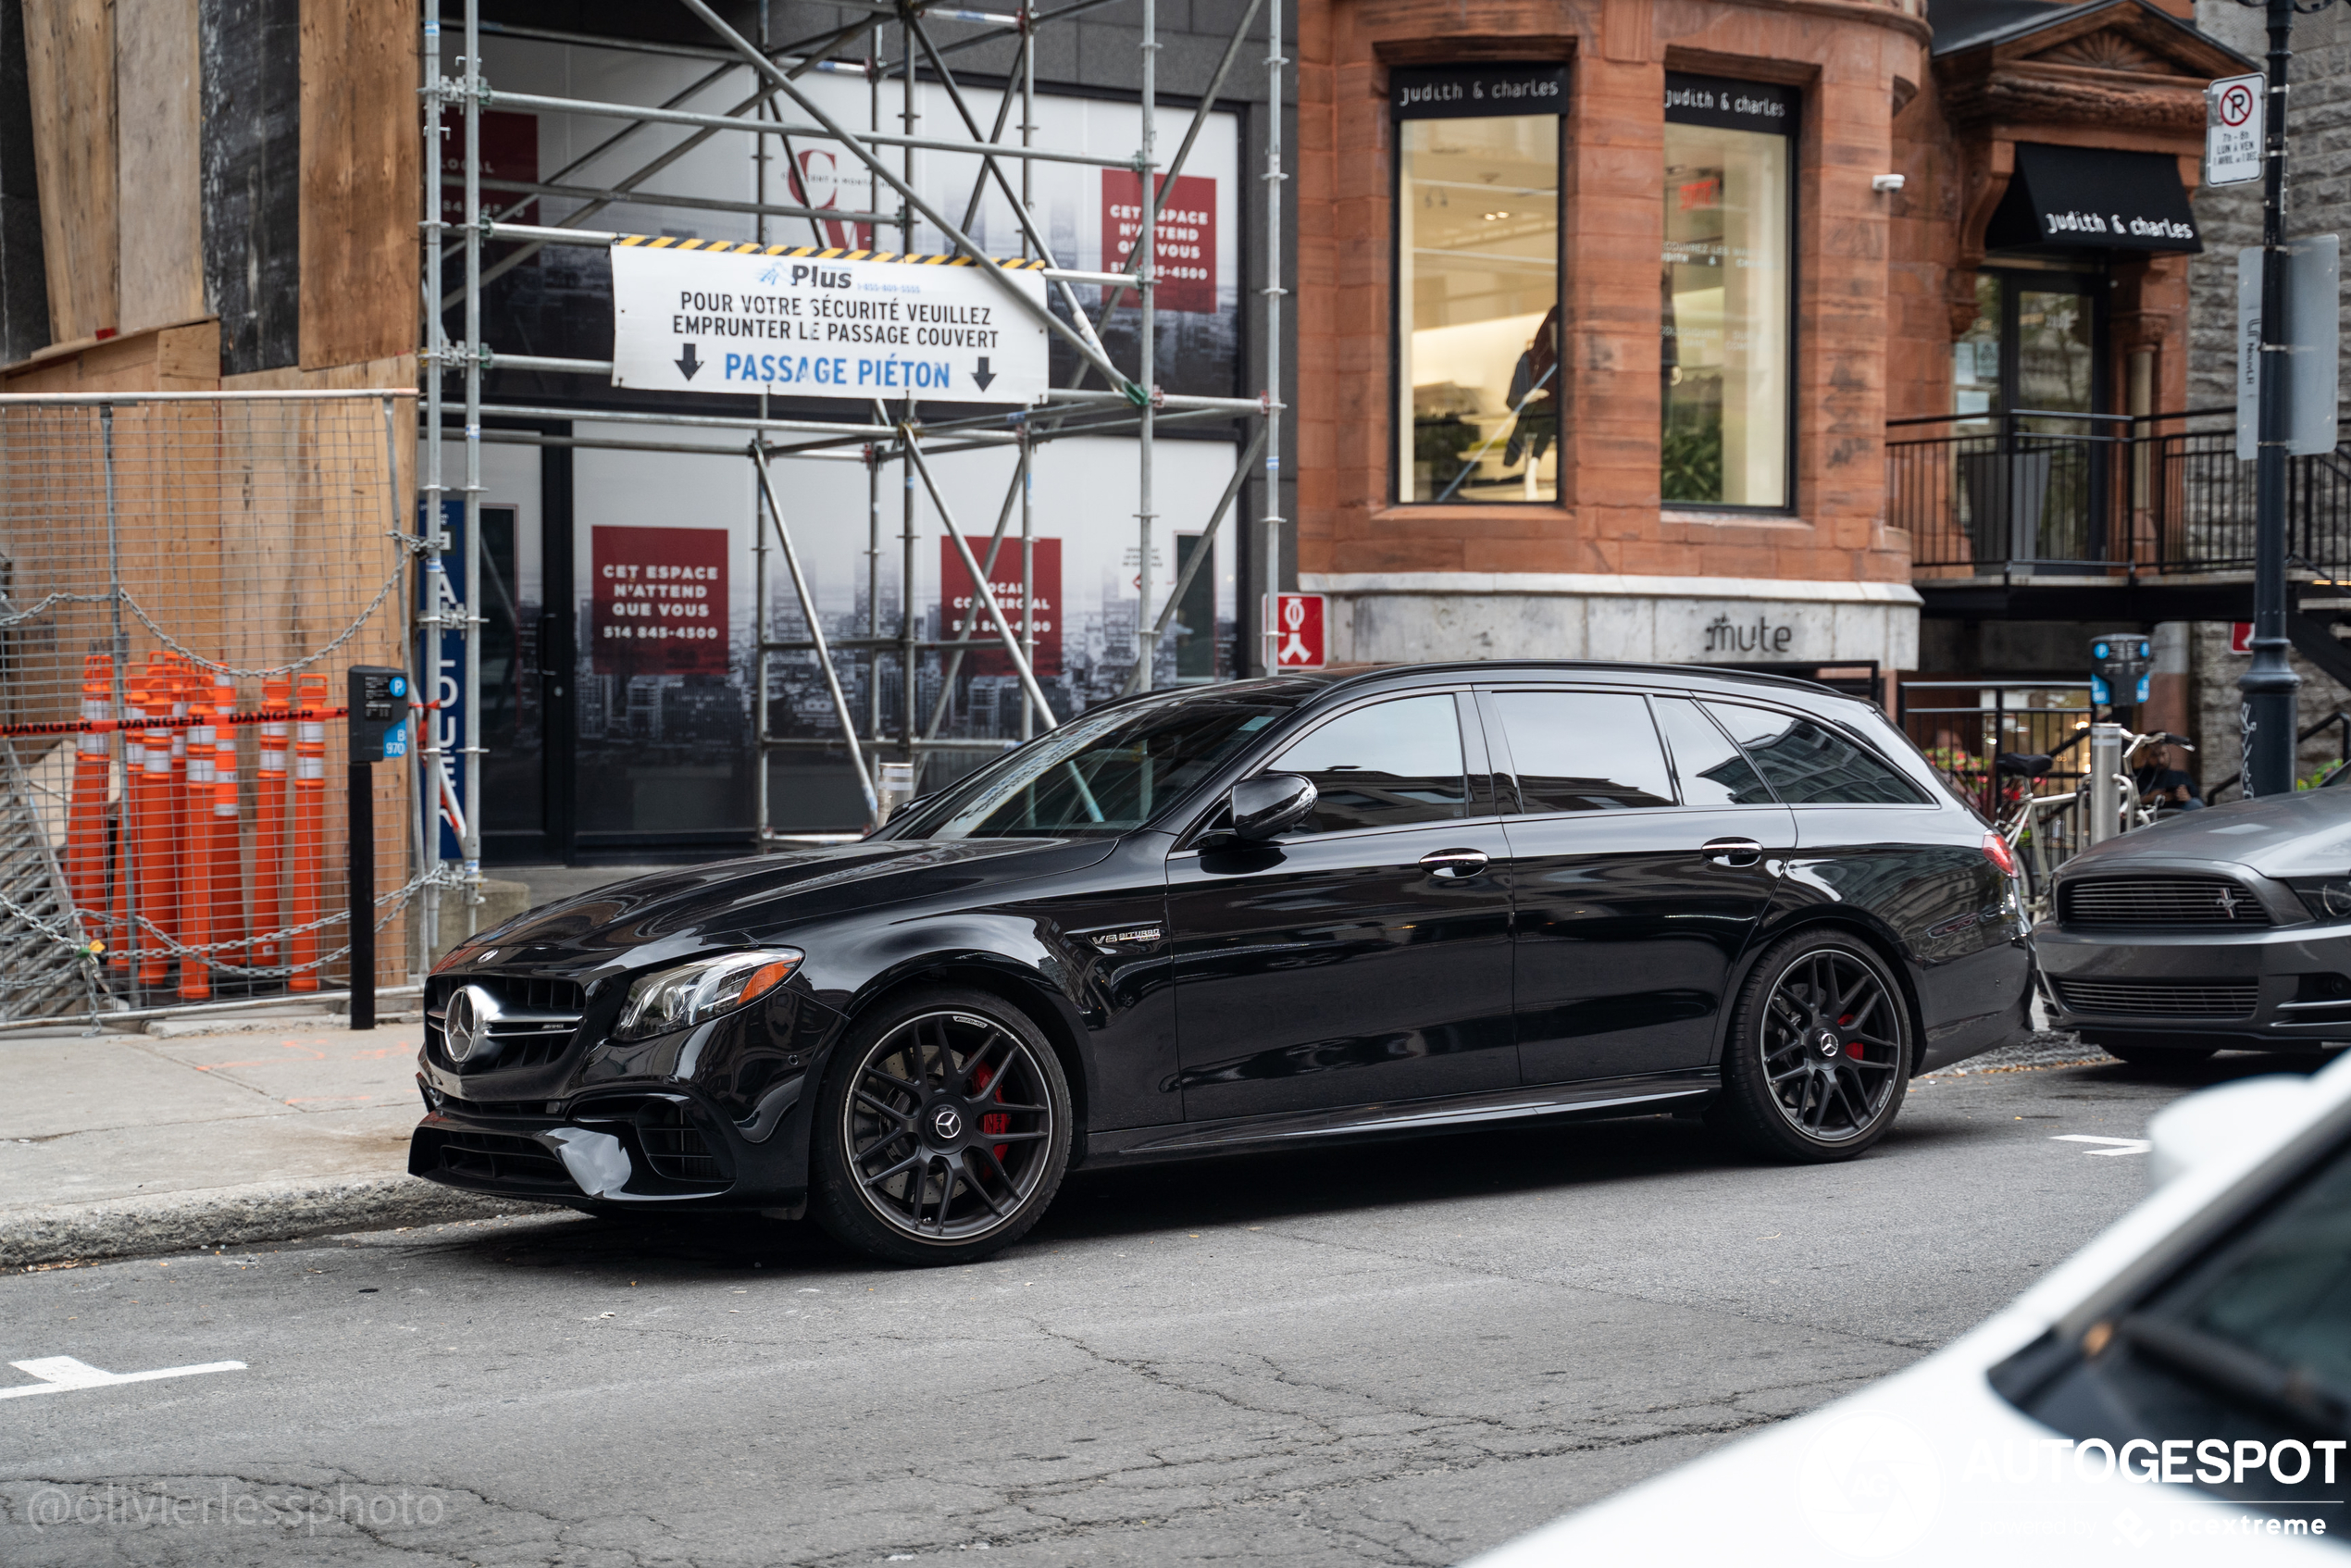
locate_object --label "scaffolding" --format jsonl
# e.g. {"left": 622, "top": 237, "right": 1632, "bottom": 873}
{"left": 422, "top": 0, "right": 1287, "bottom": 915}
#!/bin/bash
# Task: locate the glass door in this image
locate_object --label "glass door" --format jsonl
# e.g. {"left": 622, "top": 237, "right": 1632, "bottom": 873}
{"left": 1950, "top": 270, "right": 2107, "bottom": 566}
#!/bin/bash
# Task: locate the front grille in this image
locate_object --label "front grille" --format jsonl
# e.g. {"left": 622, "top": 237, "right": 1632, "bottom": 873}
{"left": 634, "top": 1101, "right": 728, "bottom": 1184}
{"left": 2059, "top": 877, "right": 2272, "bottom": 929}
{"left": 421, "top": 1126, "right": 578, "bottom": 1191}
{"left": 2053, "top": 977, "right": 2260, "bottom": 1018}
{"left": 425, "top": 973, "right": 589, "bottom": 1072}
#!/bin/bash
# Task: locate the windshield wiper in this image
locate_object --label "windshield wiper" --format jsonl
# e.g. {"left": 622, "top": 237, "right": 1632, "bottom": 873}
{"left": 2117, "top": 1312, "right": 2351, "bottom": 1438}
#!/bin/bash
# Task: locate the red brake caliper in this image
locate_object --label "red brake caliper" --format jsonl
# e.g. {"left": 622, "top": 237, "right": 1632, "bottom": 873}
{"left": 1839, "top": 1013, "right": 1864, "bottom": 1059}
{"left": 970, "top": 1063, "right": 1011, "bottom": 1159}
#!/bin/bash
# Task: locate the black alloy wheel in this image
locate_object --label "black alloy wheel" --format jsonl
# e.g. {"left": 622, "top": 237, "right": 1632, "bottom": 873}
{"left": 809, "top": 987, "right": 1071, "bottom": 1266}
{"left": 1713, "top": 931, "right": 1912, "bottom": 1163}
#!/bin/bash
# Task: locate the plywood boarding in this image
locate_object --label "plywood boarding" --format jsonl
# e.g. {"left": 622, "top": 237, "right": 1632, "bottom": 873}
{"left": 220, "top": 355, "right": 420, "bottom": 986}
{"left": 114, "top": 0, "right": 205, "bottom": 335}
{"left": 300, "top": 0, "right": 419, "bottom": 370}
{"left": 19, "top": 0, "right": 118, "bottom": 342}
{"left": 0, "top": 318, "right": 220, "bottom": 392}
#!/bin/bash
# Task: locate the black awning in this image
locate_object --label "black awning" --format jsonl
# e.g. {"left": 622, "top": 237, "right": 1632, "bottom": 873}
{"left": 1984, "top": 143, "right": 2203, "bottom": 255}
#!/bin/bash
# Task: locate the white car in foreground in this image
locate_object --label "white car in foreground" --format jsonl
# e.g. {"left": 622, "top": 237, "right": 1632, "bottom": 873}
{"left": 1471, "top": 1055, "right": 2351, "bottom": 1565}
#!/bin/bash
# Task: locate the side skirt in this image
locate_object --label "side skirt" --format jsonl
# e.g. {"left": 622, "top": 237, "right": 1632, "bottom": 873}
{"left": 1086, "top": 1069, "right": 1721, "bottom": 1166}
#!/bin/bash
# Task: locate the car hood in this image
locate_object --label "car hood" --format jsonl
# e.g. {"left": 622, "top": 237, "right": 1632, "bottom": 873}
{"left": 2058, "top": 786, "right": 2351, "bottom": 879}
{"left": 442, "top": 836, "right": 1120, "bottom": 975}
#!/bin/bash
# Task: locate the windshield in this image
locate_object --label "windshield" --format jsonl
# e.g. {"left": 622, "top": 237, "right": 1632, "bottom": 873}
{"left": 881, "top": 686, "right": 1312, "bottom": 840}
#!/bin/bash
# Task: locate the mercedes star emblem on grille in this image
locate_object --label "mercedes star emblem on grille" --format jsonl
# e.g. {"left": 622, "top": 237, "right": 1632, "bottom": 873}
{"left": 445, "top": 985, "right": 499, "bottom": 1064}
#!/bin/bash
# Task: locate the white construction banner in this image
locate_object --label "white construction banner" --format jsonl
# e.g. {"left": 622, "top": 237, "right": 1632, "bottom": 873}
{"left": 610, "top": 239, "right": 1050, "bottom": 404}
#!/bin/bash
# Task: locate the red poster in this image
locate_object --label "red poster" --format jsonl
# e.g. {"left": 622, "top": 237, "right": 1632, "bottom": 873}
{"left": 939, "top": 538, "right": 1062, "bottom": 678}
{"left": 592, "top": 526, "right": 729, "bottom": 676}
{"left": 1101, "top": 171, "right": 1216, "bottom": 314}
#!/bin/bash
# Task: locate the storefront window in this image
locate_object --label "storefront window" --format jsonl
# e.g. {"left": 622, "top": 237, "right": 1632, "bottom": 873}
{"left": 1661, "top": 75, "right": 1794, "bottom": 509}
{"left": 1394, "top": 64, "right": 1564, "bottom": 504}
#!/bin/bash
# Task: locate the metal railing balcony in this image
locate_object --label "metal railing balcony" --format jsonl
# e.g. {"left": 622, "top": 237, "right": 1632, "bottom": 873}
{"left": 1890, "top": 408, "right": 2351, "bottom": 580}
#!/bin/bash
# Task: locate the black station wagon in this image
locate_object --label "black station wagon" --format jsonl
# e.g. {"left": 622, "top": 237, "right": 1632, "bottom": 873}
{"left": 413, "top": 663, "right": 2034, "bottom": 1264}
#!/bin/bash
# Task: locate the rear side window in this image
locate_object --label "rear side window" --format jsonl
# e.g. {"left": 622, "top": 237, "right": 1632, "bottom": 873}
{"left": 1493, "top": 691, "right": 1674, "bottom": 813}
{"left": 1272, "top": 693, "right": 1468, "bottom": 833}
{"left": 1702, "top": 703, "right": 1925, "bottom": 805}
{"left": 1653, "top": 697, "right": 1775, "bottom": 806}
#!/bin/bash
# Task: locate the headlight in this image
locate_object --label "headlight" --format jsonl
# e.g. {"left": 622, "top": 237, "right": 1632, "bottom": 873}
{"left": 2287, "top": 877, "right": 2351, "bottom": 923}
{"left": 612, "top": 949, "right": 803, "bottom": 1042}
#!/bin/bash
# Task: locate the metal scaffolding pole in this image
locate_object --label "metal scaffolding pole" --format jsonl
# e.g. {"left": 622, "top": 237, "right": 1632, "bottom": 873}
{"left": 1259, "top": 0, "right": 1287, "bottom": 676}
{"left": 461, "top": 0, "right": 484, "bottom": 930}
{"left": 1020, "top": 0, "right": 1037, "bottom": 740}
{"left": 1136, "top": 0, "right": 1157, "bottom": 691}
{"left": 420, "top": 8, "right": 446, "bottom": 958}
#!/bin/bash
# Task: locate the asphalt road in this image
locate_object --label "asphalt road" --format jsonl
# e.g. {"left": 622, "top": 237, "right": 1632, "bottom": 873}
{"left": 0, "top": 1045, "right": 2321, "bottom": 1567}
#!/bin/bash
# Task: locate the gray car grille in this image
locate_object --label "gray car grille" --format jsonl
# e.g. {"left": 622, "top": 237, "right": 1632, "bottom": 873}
{"left": 2052, "top": 977, "right": 2260, "bottom": 1017}
{"left": 2058, "top": 877, "right": 2272, "bottom": 929}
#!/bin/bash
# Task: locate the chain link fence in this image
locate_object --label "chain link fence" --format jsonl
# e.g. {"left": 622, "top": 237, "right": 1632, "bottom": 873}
{"left": 0, "top": 392, "right": 425, "bottom": 1025}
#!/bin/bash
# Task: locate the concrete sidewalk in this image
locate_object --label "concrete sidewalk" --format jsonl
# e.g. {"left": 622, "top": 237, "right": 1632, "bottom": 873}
{"left": 1, "top": 1014, "right": 551, "bottom": 1269}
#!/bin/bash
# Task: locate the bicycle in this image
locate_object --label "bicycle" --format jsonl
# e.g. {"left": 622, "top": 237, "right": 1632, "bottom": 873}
{"left": 1986, "top": 728, "right": 2194, "bottom": 918}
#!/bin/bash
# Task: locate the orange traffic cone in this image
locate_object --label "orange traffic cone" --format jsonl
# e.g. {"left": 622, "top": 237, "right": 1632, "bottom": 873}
{"left": 212, "top": 677, "right": 244, "bottom": 968}
{"left": 254, "top": 677, "right": 291, "bottom": 968}
{"left": 135, "top": 672, "right": 175, "bottom": 988}
{"left": 179, "top": 680, "right": 216, "bottom": 1002}
{"left": 66, "top": 654, "right": 113, "bottom": 915}
{"left": 108, "top": 667, "right": 147, "bottom": 976}
{"left": 288, "top": 674, "right": 328, "bottom": 991}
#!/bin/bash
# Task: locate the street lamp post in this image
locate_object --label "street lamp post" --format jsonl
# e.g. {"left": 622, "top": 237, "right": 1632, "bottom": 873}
{"left": 2237, "top": 0, "right": 2326, "bottom": 796}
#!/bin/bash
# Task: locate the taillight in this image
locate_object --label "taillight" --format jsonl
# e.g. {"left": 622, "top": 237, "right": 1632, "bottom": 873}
{"left": 1983, "top": 830, "right": 2018, "bottom": 877}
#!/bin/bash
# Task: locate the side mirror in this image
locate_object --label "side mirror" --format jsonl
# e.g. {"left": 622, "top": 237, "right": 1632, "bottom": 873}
{"left": 1228, "top": 772, "right": 1317, "bottom": 842}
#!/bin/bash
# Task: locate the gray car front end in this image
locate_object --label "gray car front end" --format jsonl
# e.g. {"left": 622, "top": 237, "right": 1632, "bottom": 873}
{"left": 2036, "top": 788, "right": 2351, "bottom": 1054}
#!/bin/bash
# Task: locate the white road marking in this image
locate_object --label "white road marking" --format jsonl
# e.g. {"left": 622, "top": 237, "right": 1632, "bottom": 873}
{"left": 2052, "top": 1135, "right": 2152, "bottom": 1157}
{"left": 0, "top": 1355, "right": 245, "bottom": 1400}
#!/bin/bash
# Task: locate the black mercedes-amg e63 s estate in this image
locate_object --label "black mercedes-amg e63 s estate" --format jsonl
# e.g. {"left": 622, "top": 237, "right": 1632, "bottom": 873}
{"left": 412, "top": 662, "right": 2032, "bottom": 1264}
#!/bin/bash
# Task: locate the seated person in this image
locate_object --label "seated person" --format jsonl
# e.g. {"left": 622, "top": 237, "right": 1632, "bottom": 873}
{"left": 2133, "top": 742, "right": 2204, "bottom": 812}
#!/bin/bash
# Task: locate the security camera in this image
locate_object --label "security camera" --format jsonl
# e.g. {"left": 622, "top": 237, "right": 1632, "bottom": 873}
{"left": 1872, "top": 173, "right": 1906, "bottom": 194}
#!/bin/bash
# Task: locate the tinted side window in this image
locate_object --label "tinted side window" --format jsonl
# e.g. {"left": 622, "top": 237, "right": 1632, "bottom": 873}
{"left": 1701, "top": 703, "right": 1925, "bottom": 805}
{"left": 1494, "top": 691, "right": 1673, "bottom": 813}
{"left": 1272, "top": 693, "right": 1468, "bottom": 833}
{"left": 1653, "top": 697, "right": 1775, "bottom": 805}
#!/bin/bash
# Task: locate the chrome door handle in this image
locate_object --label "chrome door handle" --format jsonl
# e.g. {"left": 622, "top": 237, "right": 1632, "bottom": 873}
{"left": 1419, "top": 848, "right": 1489, "bottom": 879}
{"left": 1702, "top": 837, "right": 1764, "bottom": 868}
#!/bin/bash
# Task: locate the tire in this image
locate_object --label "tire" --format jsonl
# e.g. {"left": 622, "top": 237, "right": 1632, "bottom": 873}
{"left": 1710, "top": 930, "right": 1914, "bottom": 1163}
{"left": 808, "top": 986, "right": 1073, "bottom": 1267}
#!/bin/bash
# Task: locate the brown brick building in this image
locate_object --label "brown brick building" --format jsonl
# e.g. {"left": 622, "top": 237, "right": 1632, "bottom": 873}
{"left": 1289, "top": 0, "right": 2248, "bottom": 696}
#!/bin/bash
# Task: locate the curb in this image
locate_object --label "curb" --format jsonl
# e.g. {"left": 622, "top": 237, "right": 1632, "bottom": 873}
{"left": 1, "top": 1179, "right": 564, "bottom": 1270}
